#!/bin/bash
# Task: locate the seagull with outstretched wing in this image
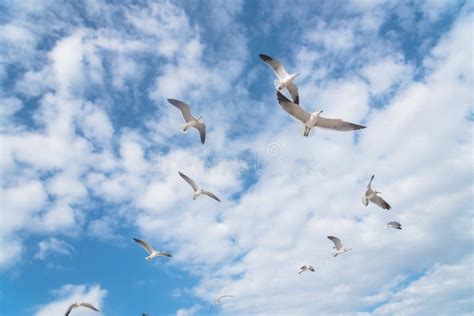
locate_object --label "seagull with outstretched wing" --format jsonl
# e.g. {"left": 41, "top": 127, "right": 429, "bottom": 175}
{"left": 168, "top": 99, "right": 206, "bottom": 144}
{"left": 298, "top": 265, "right": 315, "bottom": 274}
{"left": 276, "top": 91, "right": 366, "bottom": 136}
{"left": 178, "top": 171, "right": 221, "bottom": 202}
{"left": 362, "top": 175, "right": 391, "bottom": 210}
{"left": 327, "top": 236, "right": 351, "bottom": 257}
{"left": 385, "top": 221, "right": 402, "bottom": 230}
{"left": 65, "top": 302, "right": 99, "bottom": 316}
{"left": 133, "top": 238, "right": 172, "bottom": 261}
{"left": 259, "top": 54, "right": 300, "bottom": 104}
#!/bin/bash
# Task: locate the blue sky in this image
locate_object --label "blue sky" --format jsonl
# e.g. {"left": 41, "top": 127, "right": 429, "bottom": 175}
{"left": 0, "top": 1, "right": 472, "bottom": 315}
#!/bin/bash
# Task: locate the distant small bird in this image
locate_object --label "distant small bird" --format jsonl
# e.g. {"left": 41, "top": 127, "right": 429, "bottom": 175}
{"left": 259, "top": 53, "right": 300, "bottom": 104}
{"left": 168, "top": 99, "right": 206, "bottom": 144}
{"left": 385, "top": 221, "right": 402, "bottom": 230}
{"left": 362, "top": 175, "right": 391, "bottom": 210}
{"left": 133, "top": 238, "right": 172, "bottom": 261}
{"left": 64, "top": 302, "right": 99, "bottom": 316}
{"left": 178, "top": 171, "right": 221, "bottom": 202}
{"left": 327, "top": 236, "right": 352, "bottom": 257}
{"left": 276, "top": 91, "right": 366, "bottom": 136}
{"left": 209, "top": 295, "right": 235, "bottom": 312}
{"left": 298, "top": 265, "right": 315, "bottom": 274}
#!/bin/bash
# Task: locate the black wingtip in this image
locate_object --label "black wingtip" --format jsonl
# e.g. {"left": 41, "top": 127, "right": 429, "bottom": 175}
{"left": 259, "top": 53, "right": 272, "bottom": 61}
{"left": 276, "top": 90, "right": 290, "bottom": 103}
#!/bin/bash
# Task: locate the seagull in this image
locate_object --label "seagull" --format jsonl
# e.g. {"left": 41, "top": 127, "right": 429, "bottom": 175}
{"left": 362, "top": 175, "right": 391, "bottom": 210}
{"left": 178, "top": 171, "right": 221, "bottom": 202}
{"left": 168, "top": 98, "right": 206, "bottom": 144}
{"left": 209, "top": 295, "right": 235, "bottom": 312}
{"left": 385, "top": 221, "right": 402, "bottom": 230}
{"left": 65, "top": 303, "right": 99, "bottom": 316}
{"left": 327, "top": 236, "right": 352, "bottom": 257}
{"left": 298, "top": 265, "right": 315, "bottom": 274}
{"left": 133, "top": 238, "right": 172, "bottom": 261}
{"left": 276, "top": 91, "right": 366, "bottom": 136}
{"left": 259, "top": 54, "right": 300, "bottom": 104}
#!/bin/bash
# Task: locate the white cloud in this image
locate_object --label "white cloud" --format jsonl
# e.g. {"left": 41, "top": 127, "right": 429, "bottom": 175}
{"left": 35, "top": 237, "right": 74, "bottom": 260}
{"left": 374, "top": 255, "right": 473, "bottom": 315}
{"left": 0, "top": 1, "right": 471, "bottom": 315}
{"left": 35, "top": 284, "right": 106, "bottom": 316}
{"left": 361, "top": 56, "right": 413, "bottom": 95}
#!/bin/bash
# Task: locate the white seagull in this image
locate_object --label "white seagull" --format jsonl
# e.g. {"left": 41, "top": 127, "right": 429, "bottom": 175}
{"left": 327, "top": 236, "right": 352, "bottom": 257}
{"left": 362, "top": 175, "right": 391, "bottom": 210}
{"left": 298, "top": 265, "right": 315, "bottom": 274}
{"left": 168, "top": 98, "right": 206, "bottom": 144}
{"left": 65, "top": 303, "right": 99, "bottom": 316}
{"left": 385, "top": 221, "right": 402, "bottom": 230}
{"left": 276, "top": 91, "right": 366, "bottom": 136}
{"left": 209, "top": 295, "right": 235, "bottom": 312}
{"left": 259, "top": 53, "right": 300, "bottom": 104}
{"left": 133, "top": 238, "right": 172, "bottom": 261}
{"left": 178, "top": 171, "right": 221, "bottom": 202}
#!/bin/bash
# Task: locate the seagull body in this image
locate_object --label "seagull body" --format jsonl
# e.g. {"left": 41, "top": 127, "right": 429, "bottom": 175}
{"left": 209, "top": 295, "right": 235, "bottom": 312}
{"left": 362, "top": 175, "right": 391, "bottom": 210}
{"left": 168, "top": 99, "right": 206, "bottom": 144}
{"left": 276, "top": 91, "right": 366, "bottom": 137}
{"left": 65, "top": 302, "right": 99, "bottom": 316}
{"left": 259, "top": 54, "right": 300, "bottom": 104}
{"left": 327, "top": 236, "right": 351, "bottom": 257}
{"left": 298, "top": 265, "right": 315, "bottom": 274}
{"left": 385, "top": 221, "right": 402, "bottom": 230}
{"left": 133, "top": 238, "right": 172, "bottom": 261}
{"left": 178, "top": 171, "right": 221, "bottom": 202}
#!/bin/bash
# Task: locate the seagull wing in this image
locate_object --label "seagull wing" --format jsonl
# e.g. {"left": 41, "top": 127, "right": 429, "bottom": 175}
{"left": 308, "top": 265, "right": 315, "bottom": 272}
{"left": 202, "top": 191, "right": 221, "bottom": 202}
{"left": 327, "top": 236, "right": 342, "bottom": 250}
{"left": 387, "top": 221, "right": 401, "bottom": 229}
{"left": 286, "top": 81, "right": 300, "bottom": 104}
{"left": 194, "top": 121, "right": 206, "bottom": 144}
{"left": 276, "top": 91, "right": 310, "bottom": 123}
{"left": 64, "top": 304, "right": 76, "bottom": 316}
{"left": 167, "top": 99, "right": 195, "bottom": 122}
{"left": 80, "top": 303, "right": 99, "bottom": 312}
{"left": 133, "top": 238, "right": 155, "bottom": 254}
{"left": 315, "top": 117, "right": 366, "bottom": 131}
{"left": 158, "top": 252, "right": 173, "bottom": 257}
{"left": 259, "top": 54, "right": 289, "bottom": 80}
{"left": 218, "top": 295, "right": 235, "bottom": 300}
{"left": 367, "top": 175, "right": 375, "bottom": 189}
{"left": 370, "top": 195, "right": 391, "bottom": 210}
{"left": 178, "top": 171, "right": 199, "bottom": 191}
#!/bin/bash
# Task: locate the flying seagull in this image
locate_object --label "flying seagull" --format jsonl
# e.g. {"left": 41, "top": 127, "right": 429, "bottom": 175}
{"left": 385, "top": 221, "right": 402, "bottom": 230}
{"left": 65, "top": 303, "right": 99, "bottom": 316}
{"left": 133, "top": 238, "right": 172, "bottom": 261}
{"left": 298, "top": 265, "right": 315, "bottom": 274}
{"left": 362, "top": 175, "right": 391, "bottom": 210}
{"left": 209, "top": 295, "right": 235, "bottom": 312}
{"left": 178, "top": 171, "right": 221, "bottom": 202}
{"left": 276, "top": 91, "right": 366, "bottom": 136}
{"left": 259, "top": 54, "right": 300, "bottom": 104}
{"left": 327, "top": 236, "right": 352, "bottom": 257}
{"left": 168, "top": 98, "right": 206, "bottom": 144}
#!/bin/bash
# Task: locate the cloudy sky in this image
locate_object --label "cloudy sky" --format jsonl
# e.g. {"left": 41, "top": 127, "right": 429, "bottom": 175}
{"left": 0, "top": 0, "right": 472, "bottom": 315}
